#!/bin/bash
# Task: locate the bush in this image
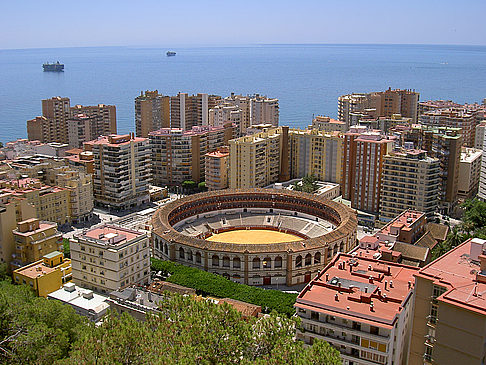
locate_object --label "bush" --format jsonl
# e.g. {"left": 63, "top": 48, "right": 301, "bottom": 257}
{"left": 151, "top": 258, "right": 298, "bottom": 316}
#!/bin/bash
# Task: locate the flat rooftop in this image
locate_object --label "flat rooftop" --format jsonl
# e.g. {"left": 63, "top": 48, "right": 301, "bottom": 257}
{"left": 79, "top": 225, "right": 144, "bottom": 245}
{"left": 296, "top": 253, "right": 418, "bottom": 328}
{"left": 15, "top": 261, "right": 56, "bottom": 279}
{"left": 379, "top": 210, "right": 424, "bottom": 236}
{"left": 415, "top": 238, "right": 486, "bottom": 316}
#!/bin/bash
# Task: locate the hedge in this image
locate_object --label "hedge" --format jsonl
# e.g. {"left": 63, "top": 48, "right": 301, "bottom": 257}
{"left": 151, "top": 258, "right": 298, "bottom": 316}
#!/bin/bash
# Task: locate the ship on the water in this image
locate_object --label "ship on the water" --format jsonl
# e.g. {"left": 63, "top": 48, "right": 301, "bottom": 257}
{"left": 166, "top": 51, "right": 176, "bottom": 57}
{"left": 43, "top": 61, "right": 64, "bottom": 72}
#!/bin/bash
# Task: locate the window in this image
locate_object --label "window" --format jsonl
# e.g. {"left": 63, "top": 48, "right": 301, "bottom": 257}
{"left": 263, "top": 257, "right": 271, "bottom": 269}
{"left": 223, "top": 256, "right": 230, "bottom": 268}
{"left": 314, "top": 252, "right": 321, "bottom": 264}
{"left": 212, "top": 255, "right": 219, "bottom": 267}
{"left": 233, "top": 257, "right": 241, "bottom": 268}
{"left": 296, "top": 255, "right": 302, "bottom": 268}
{"left": 196, "top": 252, "right": 202, "bottom": 264}
{"left": 370, "top": 326, "right": 379, "bottom": 335}
{"left": 179, "top": 247, "right": 185, "bottom": 259}
{"left": 252, "top": 257, "right": 260, "bottom": 269}
{"left": 305, "top": 254, "right": 312, "bottom": 266}
{"left": 274, "top": 256, "right": 282, "bottom": 268}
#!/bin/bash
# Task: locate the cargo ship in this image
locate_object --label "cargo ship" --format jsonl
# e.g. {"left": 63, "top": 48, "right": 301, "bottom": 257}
{"left": 166, "top": 51, "right": 176, "bottom": 57}
{"left": 43, "top": 61, "right": 64, "bottom": 72}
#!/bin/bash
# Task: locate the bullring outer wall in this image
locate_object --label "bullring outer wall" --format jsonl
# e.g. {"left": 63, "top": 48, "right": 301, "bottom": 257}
{"left": 151, "top": 188, "right": 357, "bottom": 286}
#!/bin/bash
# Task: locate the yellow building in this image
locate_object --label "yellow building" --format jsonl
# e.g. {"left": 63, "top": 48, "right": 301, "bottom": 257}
{"left": 0, "top": 178, "right": 71, "bottom": 225}
{"left": 229, "top": 126, "right": 289, "bottom": 189}
{"left": 11, "top": 218, "right": 63, "bottom": 269}
{"left": 13, "top": 251, "right": 71, "bottom": 297}
{"left": 289, "top": 129, "right": 343, "bottom": 184}
{"left": 409, "top": 238, "right": 486, "bottom": 364}
{"left": 0, "top": 194, "right": 36, "bottom": 267}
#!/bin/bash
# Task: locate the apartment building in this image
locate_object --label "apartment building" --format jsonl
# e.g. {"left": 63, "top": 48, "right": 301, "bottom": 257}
{"left": 70, "top": 103, "right": 116, "bottom": 136}
{"left": 457, "top": 147, "right": 483, "bottom": 200}
{"left": 0, "top": 194, "right": 36, "bottom": 266}
{"left": 295, "top": 253, "right": 418, "bottom": 365}
{"left": 205, "top": 147, "right": 230, "bottom": 191}
{"left": 475, "top": 121, "right": 486, "bottom": 150}
{"left": 420, "top": 108, "right": 476, "bottom": 147}
{"left": 353, "top": 210, "right": 432, "bottom": 268}
{"left": 67, "top": 114, "right": 96, "bottom": 148}
{"left": 149, "top": 124, "right": 235, "bottom": 186}
{"left": 65, "top": 149, "right": 94, "bottom": 174}
{"left": 422, "top": 127, "right": 463, "bottom": 214}
{"left": 223, "top": 93, "right": 279, "bottom": 134}
{"left": 409, "top": 238, "right": 486, "bottom": 364}
{"left": 135, "top": 90, "right": 170, "bottom": 137}
{"left": 70, "top": 225, "right": 150, "bottom": 294}
{"left": 311, "top": 116, "right": 347, "bottom": 132}
{"left": 27, "top": 97, "right": 116, "bottom": 144}
{"left": 3, "top": 155, "right": 94, "bottom": 223}
{"left": 378, "top": 114, "right": 412, "bottom": 133}
{"left": 43, "top": 165, "right": 94, "bottom": 223}
{"left": 86, "top": 134, "right": 151, "bottom": 210}
{"left": 418, "top": 100, "right": 462, "bottom": 116}
{"left": 13, "top": 251, "right": 71, "bottom": 297}
{"left": 229, "top": 126, "right": 289, "bottom": 189}
{"left": 0, "top": 178, "right": 70, "bottom": 225}
{"left": 338, "top": 89, "right": 419, "bottom": 128}
{"left": 40, "top": 96, "right": 71, "bottom": 143}
{"left": 342, "top": 126, "right": 395, "bottom": 215}
{"left": 11, "top": 218, "right": 63, "bottom": 269}
{"left": 289, "top": 128, "right": 343, "bottom": 184}
{"left": 209, "top": 104, "right": 243, "bottom": 134}
{"left": 379, "top": 149, "right": 440, "bottom": 223}
{"left": 479, "top": 128, "right": 486, "bottom": 201}
{"left": 170, "top": 93, "right": 212, "bottom": 130}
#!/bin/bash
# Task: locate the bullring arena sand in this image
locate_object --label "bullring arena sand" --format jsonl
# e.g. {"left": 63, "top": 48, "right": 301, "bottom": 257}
{"left": 206, "top": 229, "right": 303, "bottom": 244}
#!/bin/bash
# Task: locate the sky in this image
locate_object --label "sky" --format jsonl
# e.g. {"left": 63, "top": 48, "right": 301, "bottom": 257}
{"left": 1, "top": 0, "right": 485, "bottom": 49}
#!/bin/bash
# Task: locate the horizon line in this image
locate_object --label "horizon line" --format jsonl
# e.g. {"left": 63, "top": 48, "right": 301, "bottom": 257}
{"left": 2, "top": 42, "right": 486, "bottom": 52}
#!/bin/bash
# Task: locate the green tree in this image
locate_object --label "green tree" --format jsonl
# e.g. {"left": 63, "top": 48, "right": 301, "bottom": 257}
{"left": 431, "top": 199, "right": 486, "bottom": 260}
{"left": 0, "top": 280, "right": 87, "bottom": 365}
{"left": 65, "top": 292, "right": 341, "bottom": 365}
{"left": 62, "top": 238, "right": 70, "bottom": 259}
{"left": 198, "top": 181, "right": 207, "bottom": 192}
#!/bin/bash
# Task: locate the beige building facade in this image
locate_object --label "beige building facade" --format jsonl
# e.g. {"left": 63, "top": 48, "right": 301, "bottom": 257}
{"left": 149, "top": 124, "right": 235, "bottom": 186}
{"left": 86, "top": 134, "right": 151, "bottom": 210}
{"left": 229, "top": 126, "right": 289, "bottom": 189}
{"left": 70, "top": 225, "right": 150, "bottom": 294}
{"left": 457, "top": 147, "right": 483, "bottom": 200}
{"left": 289, "top": 128, "right": 343, "bottom": 184}
{"left": 204, "top": 147, "right": 229, "bottom": 191}
{"left": 379, "top": 149, "right": 440, "bottom": 224}
{"left": 409, "top": 238, "right": 486, "bottom": 365}
{"left": 11, "top": 218, "right": 62, "bottom": 269}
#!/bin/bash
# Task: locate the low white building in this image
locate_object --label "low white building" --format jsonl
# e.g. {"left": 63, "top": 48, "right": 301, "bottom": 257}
{"left": 70, "top": 225, "right": 150, "bottom": 294}
{"left": 48, "top": 282, "right": 109, "bottom": 322}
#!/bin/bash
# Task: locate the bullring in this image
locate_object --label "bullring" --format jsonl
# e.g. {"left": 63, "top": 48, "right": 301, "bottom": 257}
{"left": 151, "top": 188, "right": 357, "bottom": 286}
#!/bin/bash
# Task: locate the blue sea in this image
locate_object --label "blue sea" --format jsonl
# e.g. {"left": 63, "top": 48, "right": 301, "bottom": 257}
{"left": 0, "top": 44, "right": 485, "bottom": 143}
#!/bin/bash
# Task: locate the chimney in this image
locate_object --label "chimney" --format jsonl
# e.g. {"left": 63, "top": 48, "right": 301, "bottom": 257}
{"left": 325, "top": 274, "right": 329, "bottom": 281}
{"left": 364, "top": 287, "right": 368, "bottom": 293}
{"left": 335, "top": 293, "right": 339, "bottom": 301}
{"left": 384, "top": 281, "right": 388, "bottom": 290}
{"left": 390, "top": 280, "right": 393, "bottom": 288}
{"left": 408, "top": 281, "right": 412, "bottom": 289}
{"left": 369, "top": 276, "right": 374, "bottom": 284}
{"left": 343, "top": 261, "right": 346, "bottom": 270}
{"left": 370, "top": 302, "right": 374, "bottom": 312}
{"left": 479, "top": 254, "right": 486, "bottom": 272}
